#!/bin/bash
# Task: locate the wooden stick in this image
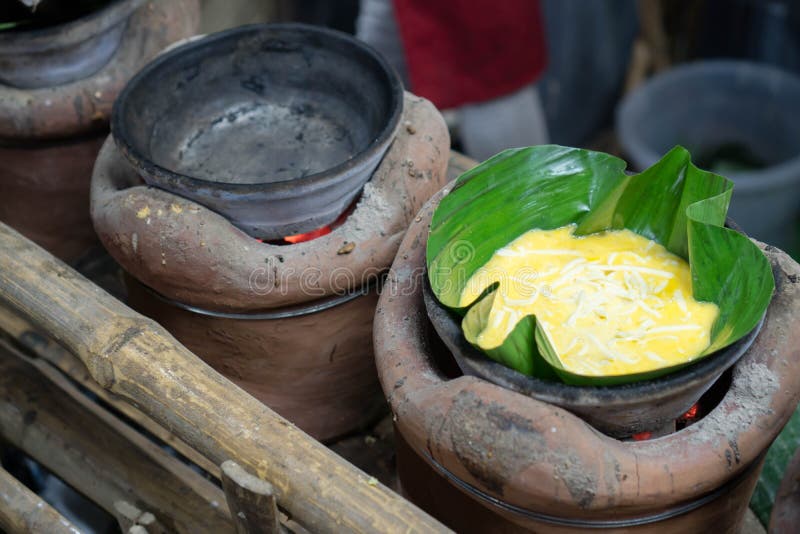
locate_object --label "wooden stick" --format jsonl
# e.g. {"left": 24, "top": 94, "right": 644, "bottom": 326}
{"left": 637, "top": 0, "right": 670, "bottom": 72}
{"left": 0, "top": 341, "right": 233, "bottom": 533}
{"left": 0, "top": 303, "right": 221, "bottom": 478}
{"left": 115, "top": 500, "right": 144, "bottom": 531}
{"left": 624, "top": 39, "right": 653, "bottom": 94}
{"left": 114, "top": 501, "right": 167, "bottom": 534}
{"left": 446, "top": 152, "right": 477, "bottom": 181}
{"left": 624, "top": 1, "right": 670, "bottom": 94}
{"left": 0, "top": 465, "right": 78, "bottom": 534}
{"left": 221, "top": 461, "right": 282, "bottom": 534}
{"left": 0, "top": 222, "right": 447, "bottom": 533}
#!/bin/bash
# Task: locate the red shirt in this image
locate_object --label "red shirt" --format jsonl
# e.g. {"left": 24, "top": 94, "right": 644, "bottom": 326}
{"left": 393, "top": 0, "right": 547, "bottom": 109}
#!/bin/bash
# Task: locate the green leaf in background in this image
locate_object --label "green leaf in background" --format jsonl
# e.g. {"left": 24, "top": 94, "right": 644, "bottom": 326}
{"left": 751, "top": 404, "right": 800, "bottom": 526}
{"left": 0, "top": 21, "right": 28, "bottom": 30}
{"left": 426, "top": 145, "right": 775, "bottom": 385}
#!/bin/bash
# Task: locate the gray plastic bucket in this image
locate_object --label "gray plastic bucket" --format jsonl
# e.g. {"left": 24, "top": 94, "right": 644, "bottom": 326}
{"left": 617, "top": 60, "right": 800, "bottom": 248}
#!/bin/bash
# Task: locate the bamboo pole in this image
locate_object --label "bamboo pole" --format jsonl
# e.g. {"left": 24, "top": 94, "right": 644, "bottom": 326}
{"left": 0, "top": 303, "right": 221, "bottom": 478}
{"left": 0, "top": 222, "right": 448, "bottom": 534}
{"left": 0, "top": 465, "right": 79, "bottom": 534}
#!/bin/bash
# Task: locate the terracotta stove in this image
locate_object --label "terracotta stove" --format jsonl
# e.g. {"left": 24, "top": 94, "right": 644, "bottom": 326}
{"left": 374, "top": 184, "right": 800, "bottom": 532}
{"left": 91, "top": 93, "right": 449, "bottom": 440}
{"left": 0, "top": 0, "right": 200, "bottom": 262}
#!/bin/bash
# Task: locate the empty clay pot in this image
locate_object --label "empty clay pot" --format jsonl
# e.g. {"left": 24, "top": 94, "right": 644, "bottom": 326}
{"left": 112, "top": 23, "right": 404, "bottom": 240}
{"left": 0, "top": 0, "right": 200, "bottom": 262}
{"left": 374, "top": 184, "right": 800, "bottom": 532}
{"left": 91, "top": 94, "right": 450, "bottom": 440}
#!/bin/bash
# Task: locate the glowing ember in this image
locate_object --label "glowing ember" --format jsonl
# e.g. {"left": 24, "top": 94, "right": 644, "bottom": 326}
{"left": 678, "top": 402, "right": 700, "bottom": 425}
{"left": 284, "top": 225, "right": 332, "bottom": 243}
{"left": 683, "top": 403, "right": 699, "bottom": 420}
{"left": 633, "top": 402, "right": 703, "bottom": 441}
{"left": 259, "top": 197, "right": 359, "bottom": 245}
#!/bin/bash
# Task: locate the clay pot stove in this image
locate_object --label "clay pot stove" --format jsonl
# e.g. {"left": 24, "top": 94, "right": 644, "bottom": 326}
{"left": 0, "top": 0, "right": 200, "bottom": 262}
{"left": 374, "top": 184, "right": 800, "bottom": 533}
{"left": 91, "top": 26, "right": 449, "bottom": 441}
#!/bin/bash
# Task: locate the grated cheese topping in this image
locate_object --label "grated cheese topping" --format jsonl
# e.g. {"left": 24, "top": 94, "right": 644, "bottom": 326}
{"left": 459, "top": 225, "right": 719, "bottom": 376}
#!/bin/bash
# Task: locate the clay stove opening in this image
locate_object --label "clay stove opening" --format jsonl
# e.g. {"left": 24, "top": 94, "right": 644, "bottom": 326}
{"left": 631, "top": 370, "right": 732, "bottom": 440}
{"left": 263, "top": 197, "right": 358, "bottom": 246}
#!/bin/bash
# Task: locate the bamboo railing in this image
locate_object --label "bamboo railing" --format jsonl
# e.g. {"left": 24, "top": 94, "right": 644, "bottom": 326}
{"left": 0, "top": 465, "right": 78, "bottom": 534}
{"left": 0, "top": 221, "right": 448, "bottom": 533}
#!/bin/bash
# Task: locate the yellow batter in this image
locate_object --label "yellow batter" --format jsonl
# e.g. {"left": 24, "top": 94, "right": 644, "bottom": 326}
{"left": 459, "top": 225, "right": 719, "bottom": 376}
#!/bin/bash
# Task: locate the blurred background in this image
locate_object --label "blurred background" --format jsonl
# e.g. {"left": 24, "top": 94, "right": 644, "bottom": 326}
{"left": 2, "top": 1, "right": 799, "bottom": 531}
{"left": 197, "top": 5, "right": 800, "bottom": 527}
{"left": 198, "top": 0, "right": 800, "bottom": 256}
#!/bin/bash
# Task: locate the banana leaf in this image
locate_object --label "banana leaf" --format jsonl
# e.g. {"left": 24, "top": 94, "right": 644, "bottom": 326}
{"left": 427, "top": 145, "right": 774, "bottom": 386}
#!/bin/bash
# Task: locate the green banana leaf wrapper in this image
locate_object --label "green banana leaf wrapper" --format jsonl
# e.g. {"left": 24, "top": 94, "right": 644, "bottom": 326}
{"left": 427, "top": 145, "right": 775, "bottom": 386}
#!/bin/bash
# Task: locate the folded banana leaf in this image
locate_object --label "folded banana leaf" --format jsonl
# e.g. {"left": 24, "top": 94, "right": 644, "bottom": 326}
{"left": 427, "top": 145, "right": 774, "bottom": 386}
